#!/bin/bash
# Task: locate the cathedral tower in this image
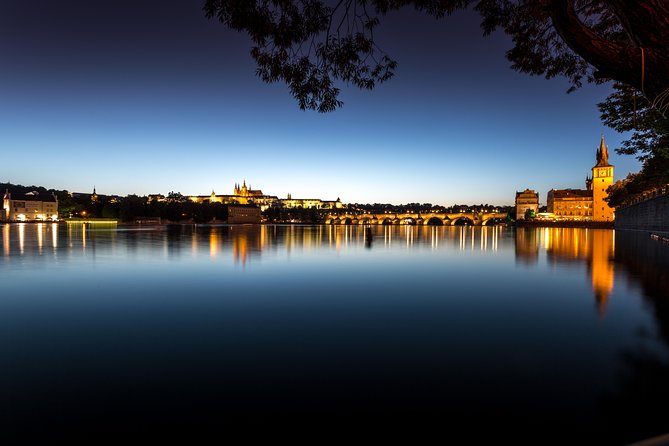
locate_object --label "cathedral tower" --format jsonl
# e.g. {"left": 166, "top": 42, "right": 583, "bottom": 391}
{"left": 591, "top": 135, "right": 614, "bottom": 221}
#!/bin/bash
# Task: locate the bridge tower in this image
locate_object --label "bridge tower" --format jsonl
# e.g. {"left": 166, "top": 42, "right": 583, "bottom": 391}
{"left": 592, "top": 135, "right": 614, "bottom": 222}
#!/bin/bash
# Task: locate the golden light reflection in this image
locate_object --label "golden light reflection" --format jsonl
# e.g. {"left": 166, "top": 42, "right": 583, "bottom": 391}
{"left": 210, "top": 229, "right": 220, "bottom": 258}
{"left": 523, "top": 227, "right": 615, "bottom": 315}
{"left": 233, "top": 232, "right": 248, "bottom": 264}
{"left": 261, "top": 225, "right": 268, "bottom": 251}
{"left": 18, "top": 223, "right": 25, "bottom": 255}
{"left": 182, "top": 225, "right": 517, "bottom": 266}
{"left": 515, "top": 227, "right": 539, "bottom": 265}
{"left": 37, "top": 223, "right": 43, "bottom": 254}
{"left": 384, "top": 225, "right": 392, "bottom": 246}
{"left": 491, "top": 226, "right": 499, "bottom": 251}
{"left": 51, "top": 223, "right": 58, "bottom": 250}
{"left": 2, "top": 224, "right": 9, "bottom": 257}
{"left": 230, "top": 226, "right": 264, "bottom": 265}
{"left": 590, "top": 230, "right": 615, "bottom": 316}
{"left": 481, "top": 226, "right": 487, "bottom": 251}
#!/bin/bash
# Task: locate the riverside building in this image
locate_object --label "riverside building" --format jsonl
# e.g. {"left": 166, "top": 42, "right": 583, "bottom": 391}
{"left": 546, "top": 136, "right": 615, "bottom": 222}
{"left": 2, "top": 190, "right": 58, "bottom": 221}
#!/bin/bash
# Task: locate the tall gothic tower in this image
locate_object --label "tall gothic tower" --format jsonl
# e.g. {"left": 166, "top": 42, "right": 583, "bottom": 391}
{"left": 591, "top": 135, "right": 614, "bottom": 221}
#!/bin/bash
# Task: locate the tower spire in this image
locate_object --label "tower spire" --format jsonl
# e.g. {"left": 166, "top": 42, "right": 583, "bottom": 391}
{"left": 599, "top": 134, "right": 608, "bottom": 164}
{"left": 595, "top": 135, "right": 611, "bottom": 167}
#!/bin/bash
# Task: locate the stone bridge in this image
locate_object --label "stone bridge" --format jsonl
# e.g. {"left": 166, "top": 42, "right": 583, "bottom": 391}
{"left": 325, "top": 212, "right": 507, "bottom": 226}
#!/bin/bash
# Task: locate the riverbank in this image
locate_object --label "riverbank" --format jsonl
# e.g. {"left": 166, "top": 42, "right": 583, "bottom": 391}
{"left": 516, "top": 220, "right": 614, "bottom": 229}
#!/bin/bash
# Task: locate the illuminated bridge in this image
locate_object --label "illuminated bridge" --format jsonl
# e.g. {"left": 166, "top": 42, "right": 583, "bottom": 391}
{"left": 324, "top": 212, "right": 507, "bottom": 226}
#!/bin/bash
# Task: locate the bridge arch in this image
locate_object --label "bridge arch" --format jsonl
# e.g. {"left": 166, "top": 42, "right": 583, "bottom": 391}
{"left": 425, "top": 217, "right": 445, "bottom": 226}
{"left": 452, "top": 216, "right": 475, "bottom": 226}
{"left": 403, "top": 218, "right": 417, "bottom": 225}
{"left": 341, "top": 217, "right": 352, "bottom": 225}
{"left": 482, "top": 217, "right": 505, "bottom": 226}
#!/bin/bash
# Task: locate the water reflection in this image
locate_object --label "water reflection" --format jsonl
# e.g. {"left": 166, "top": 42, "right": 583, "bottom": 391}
{"left": 607, "top": 230, "right": 669, "bottom": 443}
{"left": 1, "top": 223, "right": 612, "bottom": 263}
{"left": 2, "top": 223, "right": 508, "bottom": 267}
{"left": 2, "top": 223, "right": 669, "bottom": 442}
{"left": 3, "top": 223, "right": 9, "bottom": 257}
{"left": 515, "top": 227, "right": 615, "bottom": 315}
{"left": 0, "top": 222, "right": 656, "bottom": 324}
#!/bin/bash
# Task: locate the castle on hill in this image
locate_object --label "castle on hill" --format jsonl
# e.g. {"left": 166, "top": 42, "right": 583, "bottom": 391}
{"left": 187, "top": 180, "right": 343, "bottom": 211}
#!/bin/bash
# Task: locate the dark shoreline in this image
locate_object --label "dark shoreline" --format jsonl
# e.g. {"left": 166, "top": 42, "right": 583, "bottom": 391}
{"left": 515, "top": 220, "right": 614, "bottom": 229}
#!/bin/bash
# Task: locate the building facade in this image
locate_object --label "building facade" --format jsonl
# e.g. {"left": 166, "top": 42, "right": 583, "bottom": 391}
{"left": 188, "top": 181, "right": 343, "bottom": 212}
{"left": 281, "top": 193, "right": 343, "bottom": 210}
{"left": 2, "top": 190, "right": 59, "bottom": 221}
{"left": 547, "top": 188, "right": 593, "bottom": 219}
{"left": 515, "top": 189, "right": 539, "bottom": 220}
{"left": 546, "top": 136, "right": 615, "bottom": 222}
{"left": 188, "top": 181, "right": 279, "bottom": 211}
{"left": 227, "top": 204, "right": 261, "bottom": 224}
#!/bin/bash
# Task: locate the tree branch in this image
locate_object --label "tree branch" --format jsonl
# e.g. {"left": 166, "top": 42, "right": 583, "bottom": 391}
{"left": 549, "top": 0, "right": 669, "bottom": 104}
{"left": 605, "top": 0, "right": 669, "bottom": 48}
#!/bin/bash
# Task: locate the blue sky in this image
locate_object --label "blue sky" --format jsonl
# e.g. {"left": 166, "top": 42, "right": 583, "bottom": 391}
{"left": 0, "top": 1, "right": 640, "bottom": 206}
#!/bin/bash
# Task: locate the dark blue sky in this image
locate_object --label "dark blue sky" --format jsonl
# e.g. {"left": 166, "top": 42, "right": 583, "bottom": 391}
{"left": 0, "top": 0, "right": 639, "bottom": 205}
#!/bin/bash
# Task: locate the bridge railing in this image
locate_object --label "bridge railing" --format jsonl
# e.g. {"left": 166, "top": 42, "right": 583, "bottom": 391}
{"left": 617, "top": 185, "right": 669, "bottom": 209}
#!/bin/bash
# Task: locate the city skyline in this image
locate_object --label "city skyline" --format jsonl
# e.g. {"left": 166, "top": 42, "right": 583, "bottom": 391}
{"left": 0, "top": 1, "right": 641, "bottom": 206}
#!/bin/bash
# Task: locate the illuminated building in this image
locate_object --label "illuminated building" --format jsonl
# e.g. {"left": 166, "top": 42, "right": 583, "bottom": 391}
{"left": 187, "top": 181, "right": 343, "bottom": 212}
{"left": 547, "top": 189, "right": 593, "bottom": 220}
{"left": 546, "top": 136, "right": 615, "bottom": 222}
{"left": 591, "top": 137, "right": 615, "bottom": 221}
{"left": 147, "top": 194, "right": 166, "bottom": 203}
{"left": 281, "top": 193, "right": 343, "bottom": 210}
{"left": 515, "top": 189, "right": 539, "bottom": 220}
{"left": 188, "top": 180, "right": 279, "bottom": 211}
{"left": 2, "top": 190, "right": 58, "bottom": 221}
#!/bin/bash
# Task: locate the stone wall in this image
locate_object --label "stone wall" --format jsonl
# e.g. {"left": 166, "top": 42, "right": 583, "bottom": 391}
{"left": 615, "top": 189, "right": 669, "bottom": 232}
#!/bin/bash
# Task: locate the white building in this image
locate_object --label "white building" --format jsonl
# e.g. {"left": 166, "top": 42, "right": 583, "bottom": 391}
{"left": 2, "top": 190, "right": 58, "bottom": 221}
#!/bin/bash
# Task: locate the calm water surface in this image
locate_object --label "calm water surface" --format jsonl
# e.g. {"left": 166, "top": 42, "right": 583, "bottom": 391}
{"left": 2, "top": 223, "right": 668, "bottom": 442}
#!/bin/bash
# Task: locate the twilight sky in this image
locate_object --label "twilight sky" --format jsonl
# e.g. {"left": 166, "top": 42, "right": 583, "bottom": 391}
{"left": 0, "top": 0, "right": 640, "bottom": 206}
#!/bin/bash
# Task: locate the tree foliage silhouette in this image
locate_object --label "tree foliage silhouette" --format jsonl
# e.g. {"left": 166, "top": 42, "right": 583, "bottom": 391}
{"left": 204, "top": 0, "right": 669, "bottom": 113}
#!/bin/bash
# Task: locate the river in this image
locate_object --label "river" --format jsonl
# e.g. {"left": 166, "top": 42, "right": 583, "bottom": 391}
{"left": 2, "top": 223, "right": 668, "bottom": 443}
